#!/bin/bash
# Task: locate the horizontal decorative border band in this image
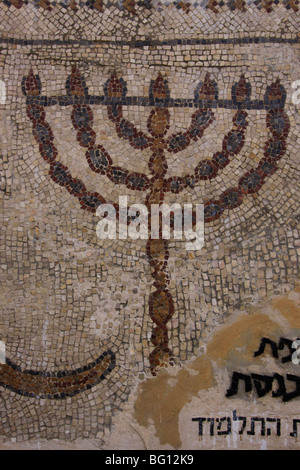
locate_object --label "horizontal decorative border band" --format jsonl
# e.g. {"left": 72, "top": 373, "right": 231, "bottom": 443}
{"left": 0, "top": 35, "right": 299, "bottom": 47}
{"left": 2, "top": 0, "right": 299, "bottom": 14}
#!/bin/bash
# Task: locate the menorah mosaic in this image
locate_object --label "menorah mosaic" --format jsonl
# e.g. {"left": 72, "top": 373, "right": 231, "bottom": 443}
{"left": 1, "top": 0, "right": 300, "bottom": 447}
{"left": 0, "top": 65, "right": 291, "bottom": 401}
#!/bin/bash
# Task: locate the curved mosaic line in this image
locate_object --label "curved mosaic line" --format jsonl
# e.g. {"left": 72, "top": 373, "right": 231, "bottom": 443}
{"left": 0, "top": 350, "right": 116, "bottom": 399}
{"left": 22, "top": 68, "right": 289, "bottom": 376}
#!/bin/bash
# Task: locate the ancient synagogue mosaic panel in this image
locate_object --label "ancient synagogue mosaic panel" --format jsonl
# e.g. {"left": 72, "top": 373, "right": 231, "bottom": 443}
{"left": 0, "top": 0, "right": 299, "bottom": 450}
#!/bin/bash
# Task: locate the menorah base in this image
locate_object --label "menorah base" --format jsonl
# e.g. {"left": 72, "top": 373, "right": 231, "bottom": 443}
{"left": 150, "top": 348, "right": 174, "bottom": 376}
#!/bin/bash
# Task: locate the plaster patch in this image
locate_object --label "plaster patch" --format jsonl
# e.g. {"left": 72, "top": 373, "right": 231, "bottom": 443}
{"left": 134, "top": 356, "right": 215, "bottom": 448}
{"left": 272, "top": 295, "right": 300, "bottom": 329}
{"left": 206, "top": 313, "right": 281, "bottom": 366}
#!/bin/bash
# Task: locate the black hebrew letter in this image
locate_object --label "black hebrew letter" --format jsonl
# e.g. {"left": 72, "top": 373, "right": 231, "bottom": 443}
{"left": 266, "top": 418, "right": 281, "bottom": 437}
{"left": 283, "top": 375, "right": 300, "bottom": 402}
{"left": 226, "top": 372, "right": 252, "bottom": 397}
{"left": 290, "top": 419, "right": 300, "bottom": 438}
{"left": 278, "top": 337, "right": 294, "bottom": 363}
{"left": 232, "top": 410, "right": 247, "bottom": 435}
{"left": 272, "top": 373, "right": 286, "bottom": 398}
{"left": 251, "top": 373, "right": 274, "bottom": 398}
{"left": 217, "top": 417, "right": 232, "bottom": 436}
{"left": 254, "top": 337, "right": 278, "bottom": 359}
{"left": 192, "top": 417, "right": 206, "bottom": 437}
{"left": 207, "top": 418, "right": 215, "bottom": 436}
{"left": 247, "top": 417, "right": 266, "bottom": 436}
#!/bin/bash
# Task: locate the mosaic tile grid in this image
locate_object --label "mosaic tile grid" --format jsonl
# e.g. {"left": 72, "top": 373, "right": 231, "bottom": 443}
{"left": 1, "top": 0, "right": 299, "bottom": 42}
{"left": 0, "top": 0, "right": 300, "bottom": 446}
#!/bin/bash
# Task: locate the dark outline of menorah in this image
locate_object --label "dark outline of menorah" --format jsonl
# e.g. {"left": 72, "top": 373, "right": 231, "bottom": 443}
{"left": 5, "top": 67, "right": 288, "bottom": 398}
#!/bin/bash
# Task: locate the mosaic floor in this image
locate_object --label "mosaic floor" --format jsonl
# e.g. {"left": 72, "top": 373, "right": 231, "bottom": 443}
{"left": 0, "top": 0, "right": 299, "bottom": 450}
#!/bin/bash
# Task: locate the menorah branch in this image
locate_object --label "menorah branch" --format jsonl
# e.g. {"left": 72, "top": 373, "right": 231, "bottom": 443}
{"left": 165, "top": 110, "right": 249, "bottom": 194}
{"left": 24, "top": 95, "right": 287, "bottom": 110}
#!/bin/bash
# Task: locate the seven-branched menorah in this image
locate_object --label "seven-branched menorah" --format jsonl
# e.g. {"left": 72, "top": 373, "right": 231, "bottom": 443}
{"left": 19, "top": 67, "right": 289, "bottom": 383}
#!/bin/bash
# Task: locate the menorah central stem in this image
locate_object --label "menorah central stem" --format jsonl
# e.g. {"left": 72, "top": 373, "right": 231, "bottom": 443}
{"left": 146, "top": 186, "right": 174, "bottom": 375}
